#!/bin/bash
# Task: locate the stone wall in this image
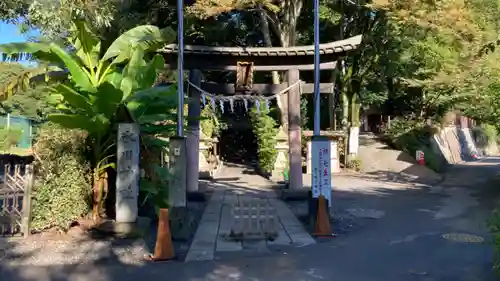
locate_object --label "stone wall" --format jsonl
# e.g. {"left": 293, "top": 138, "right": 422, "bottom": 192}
{"left": 430, "top": 125, "right": 487, "bottom": 165}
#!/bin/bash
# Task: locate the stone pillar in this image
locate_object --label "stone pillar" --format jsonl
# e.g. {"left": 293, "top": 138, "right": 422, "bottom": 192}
{"left": 271, "top": 127, "right": 289, "bottom": 182}
{"left": 168, "top": 137, "right": 192, "bottom": 240}
{"left": 116, "top": 123, "right": 140, "bottom": 223}
{"left": 287, "top": 69, "right": 303, "bottom": 190}
{"left": 168, "top": 136, "right": 187, "bottom": 207}
{"left": 186, "top": 70, "right": 202, "bottom": 193}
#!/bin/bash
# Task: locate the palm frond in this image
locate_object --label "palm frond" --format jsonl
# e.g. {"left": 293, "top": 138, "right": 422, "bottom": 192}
{"left": 0, "top": 63, "right": 64, "bottom": 101}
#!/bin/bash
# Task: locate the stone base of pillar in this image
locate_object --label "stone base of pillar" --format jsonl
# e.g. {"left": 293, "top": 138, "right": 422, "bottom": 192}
{"left": 93, "top": 216, "right": 151, "bottom": 239}
{"left": 169, "top": 206, "right": 195, "bottom": 241}
{"left": 280, "top": 188, "right": 310, "bottom": 201}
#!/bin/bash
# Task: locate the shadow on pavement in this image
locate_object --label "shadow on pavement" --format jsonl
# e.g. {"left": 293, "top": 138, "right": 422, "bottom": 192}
{"left": 1, "top": 158, "right": 500, "bottom": 281}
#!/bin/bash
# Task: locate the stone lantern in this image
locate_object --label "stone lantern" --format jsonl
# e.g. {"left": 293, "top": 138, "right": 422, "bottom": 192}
{"left": 198, "top": 130, "right": 212, "bottom": 179}
{"left": 271, "top": 127, "right": 289, "bottom": 182}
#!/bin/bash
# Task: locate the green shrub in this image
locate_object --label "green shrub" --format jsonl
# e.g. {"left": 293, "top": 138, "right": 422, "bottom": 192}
{"left": 473, "top": 123, "right": 498, "bottom": 150}
{"left": 250, "top": 102, "right": 278, "bottom": 173}
{"left": 346, "top": 157, "right": 362, "bottom": 171}
{"left": 200, "top": 104, "right": 221, "bottom": 138}
{"left": 0, "top": 126, "right": 23, "bottom": 151}
{"left": 384, "top": 117, "right": 442, "bottom": 172}
{"left": 483, "top": 123, "right": 498, "bottom": 143}
{"left": 31, "top": 123, "right": 92, "bottom": 232}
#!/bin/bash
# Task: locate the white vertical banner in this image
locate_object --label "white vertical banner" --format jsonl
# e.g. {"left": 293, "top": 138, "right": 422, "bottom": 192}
{"left": 311, "top": 137, "right": 332, "bottom": 206}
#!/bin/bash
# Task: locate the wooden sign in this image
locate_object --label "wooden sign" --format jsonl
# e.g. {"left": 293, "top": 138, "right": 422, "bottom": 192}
{"left": 235, "top": 61, "right": 254, "bottom": 92}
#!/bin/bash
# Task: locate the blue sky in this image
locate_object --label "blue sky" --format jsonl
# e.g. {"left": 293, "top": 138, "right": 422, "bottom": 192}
{"left": 0, "top": 21, "right": 40, "bottom": 66}
{"left": 0, "top": 21, "right": 39, "bottom": 44}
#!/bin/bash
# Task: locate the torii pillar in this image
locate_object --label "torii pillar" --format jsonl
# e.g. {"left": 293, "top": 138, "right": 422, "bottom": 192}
{"left": 186, "top": 70, "right": 202, "bottom": 196}
{"left": 287, "top": 69, "right": 303, "bottom": 191}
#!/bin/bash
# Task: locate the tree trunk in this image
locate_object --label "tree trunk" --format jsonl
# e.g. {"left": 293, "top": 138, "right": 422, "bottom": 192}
{"left": 348, "top": 92, "right": 360, "bottom": 161}
{"left": 92, "top": 170, "right": 107, "bottom": 222}
{"left": 259, "top": 0, "right": 303, "bottom": 129}
{"left": 257, "top": 7, "right": 285, "bottom": 126}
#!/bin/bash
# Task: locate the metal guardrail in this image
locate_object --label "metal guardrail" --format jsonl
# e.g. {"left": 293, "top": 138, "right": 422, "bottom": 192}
{"left": 229, "top": 196, "right": 278, "bottom": 241}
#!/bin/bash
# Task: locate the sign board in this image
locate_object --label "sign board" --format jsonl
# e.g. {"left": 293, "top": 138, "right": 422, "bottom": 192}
{"left": 116, "top": 123, "right": 140, "bottom": 223}
{"left": 415, "top": 150, "right": 424, "bottom": 161}
{"left": 311, "top": 138, "right": 332, "bottom": 206}
{"left": 168, "top": 137, "right": 187, "bottom": 207}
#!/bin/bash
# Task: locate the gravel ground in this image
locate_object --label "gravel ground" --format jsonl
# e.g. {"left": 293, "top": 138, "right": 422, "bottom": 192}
{"left": 0, "top": 227, "right": 150, "bottom": 266}
{"left": 0, "top": 200, "right": 207, "bottom": 266}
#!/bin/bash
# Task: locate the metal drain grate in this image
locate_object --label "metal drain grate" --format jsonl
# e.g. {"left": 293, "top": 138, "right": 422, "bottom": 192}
{"left": 442, "top": 233, "right": 484, "bottom": 243}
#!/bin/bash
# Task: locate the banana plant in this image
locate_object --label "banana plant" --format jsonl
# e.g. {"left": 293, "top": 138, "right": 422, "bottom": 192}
{"left": 0, "top": 19, "right": 174, "bottom": 222}
{"left": 127, "top": 85, "right": 179, "bottom": 213}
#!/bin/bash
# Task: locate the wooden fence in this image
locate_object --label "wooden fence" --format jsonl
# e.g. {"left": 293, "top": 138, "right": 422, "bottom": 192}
{"left": 0, "top": 164, "right": 34, "bottom": 237}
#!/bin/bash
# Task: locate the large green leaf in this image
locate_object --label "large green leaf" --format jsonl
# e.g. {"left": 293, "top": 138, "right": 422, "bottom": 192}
{"left": 102, "top": 26, "right": 174, "bottom": 62}
{"left": 50, "top": 84, "right": 94, "bottom": 114}
{"left": 48, "top": 113, "right": 95, "bottom": 131}
{"left": 101, "top": 71, "right": 123, "bottom": 89}
{"left": 93, "top": 82, "right": 124, "bottom": 117}
{"left": 49, "top": 43, "right": 96, "bottom": 93}
{"left": 70, "top": 20, "right": 102, "bottom": 70}
{"left": 0, "top": 42, "right": 60, "bottom": 64}
{"left": 120, "top": 46, "right": 147, "bottom": 98}
{"left": 92, "top": 113, "right": 112, "bottom": 136}
{"left": 127, "top": 86, "right": 176, "bottom": 103}
{"left": 137, "top": 54, "right": 165, "bottom": 89}
{"left": 143, "top": 136, "right": 170, "bottom": 148}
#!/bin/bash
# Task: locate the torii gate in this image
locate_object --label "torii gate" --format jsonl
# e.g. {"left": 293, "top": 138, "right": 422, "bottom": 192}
{"left": 158, "top": 35, "right": 363, "bottom": 204}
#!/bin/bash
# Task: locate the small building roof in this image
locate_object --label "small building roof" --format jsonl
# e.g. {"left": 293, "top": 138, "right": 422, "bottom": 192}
{"left": 158, "top": 35, "right": 362, "bottom": 57}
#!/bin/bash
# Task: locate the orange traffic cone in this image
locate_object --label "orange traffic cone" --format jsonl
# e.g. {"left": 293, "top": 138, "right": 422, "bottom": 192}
{"left": 313, "top": 195, "right": 334, "bottom": 237}
{"left": 145, "top": 208, "right": 175, "bottom": 262}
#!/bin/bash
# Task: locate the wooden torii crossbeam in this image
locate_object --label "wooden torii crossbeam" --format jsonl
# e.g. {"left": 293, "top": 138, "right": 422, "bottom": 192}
{"left": 157, "top": 35, "right": 363, "bottom": 71}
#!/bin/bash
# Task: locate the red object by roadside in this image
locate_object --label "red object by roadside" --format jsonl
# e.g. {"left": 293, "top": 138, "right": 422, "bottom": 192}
{"left": 417, "top": 158, "right": 425, "bottom": 165}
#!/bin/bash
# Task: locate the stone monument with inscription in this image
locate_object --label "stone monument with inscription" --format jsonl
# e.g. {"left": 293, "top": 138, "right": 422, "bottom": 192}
{"left": 168, "top": 136, "right": 187, "bottom": 207}
{"left": 116, "top": 123, "right": 140, "bottom": 223}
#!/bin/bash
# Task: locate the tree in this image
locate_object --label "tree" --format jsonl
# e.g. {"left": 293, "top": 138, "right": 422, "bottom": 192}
{"left": 0, "top": 0, "right": 28, "bottom": 21}
{"left": 0, "top": 62, "right": 56, "bottom": 120}
{"left": 0, "top": 19, "right": 175, "bottom": 221}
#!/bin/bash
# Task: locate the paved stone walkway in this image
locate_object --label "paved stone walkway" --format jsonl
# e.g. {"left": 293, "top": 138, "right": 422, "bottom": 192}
{"left": 186, "top": 164, "right": 315, "bottom": 262}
